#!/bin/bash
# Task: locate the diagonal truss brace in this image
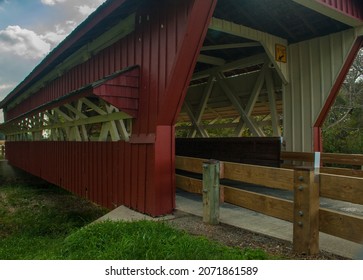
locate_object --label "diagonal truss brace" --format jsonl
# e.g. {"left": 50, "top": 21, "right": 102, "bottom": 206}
{"left": 215, "top": 72, "right": 265, "bottom": 137}
{"left": 4, "top": 97, "right": 133, "bottom": 142}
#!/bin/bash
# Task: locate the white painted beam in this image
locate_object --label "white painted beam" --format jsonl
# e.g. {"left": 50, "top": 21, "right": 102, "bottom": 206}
{"left": 234, "top": 62, "right": 268, "bottom": 136}
{"left": 4, "top": 97, "right": 134, "bottom": 142}
{"left": 191, "top": 75, "right": 215, "bottom": 137}
{"left": 201, "top": 42, "right": 261, "bottom": 51}
{"left": 215, "top": 72, "right": 264, "bottom": 137}
{"left": 183, "top": 101, "right": 209, "bottom": 138}
{"left": 198, "top": 54, "right": 226, "bottom": 66}
{"left": 293, "top": 0, "right": 363, "bottom": 27}
{"left": 209, "top": 17, "right": 289, "bottom": 84}
{"left": 192, "top": 53, "right": 267, "bottom": 81}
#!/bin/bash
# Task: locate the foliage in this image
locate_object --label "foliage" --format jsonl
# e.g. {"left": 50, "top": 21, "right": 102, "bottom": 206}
{"left": 59, "top": 220, "right": 270, "bottom": 260}
{"left": 0, "top": 182, "right": 272, "bottom": 260}
{"left": 0, "top": 183, "right": 107, "bottom": 259}
{"left": 323, "top": 49, "right": 363, "bottom": 154}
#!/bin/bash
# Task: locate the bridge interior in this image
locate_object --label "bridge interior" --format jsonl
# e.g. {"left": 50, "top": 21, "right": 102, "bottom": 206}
{"left": 176, "top": 0, "right": 354, "bottom": 149}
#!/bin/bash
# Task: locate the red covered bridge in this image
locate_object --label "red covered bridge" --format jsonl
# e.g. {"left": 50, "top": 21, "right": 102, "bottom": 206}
{"left": 1, "top": 0, "right": 363, "bottom": 216}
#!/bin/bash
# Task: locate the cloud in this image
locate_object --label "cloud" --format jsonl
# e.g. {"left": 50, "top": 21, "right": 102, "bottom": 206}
{"left": 0, "top": 83, "right": 15, "bottom": 91}
{"left": 41, "top": 0, "right": 67, "bottom": 6}
{"left": 0, "top": 82, "right": 16, "bottom": 103}
{"left": 76, "top": 1, "right": 105, "bottom": 17}
{"left": 77, "top": 4, "right": 97, "bottom": 16}
{"left": 0, "top": 25, "right": 51, "bottom": 59}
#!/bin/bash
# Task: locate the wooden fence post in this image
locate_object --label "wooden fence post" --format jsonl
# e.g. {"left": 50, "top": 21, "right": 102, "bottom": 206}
{"left": 293, "top": 167, "right": 320, "bottom": 255}
{"left": 202, "top": 159, "right": 220, "bottom": 225}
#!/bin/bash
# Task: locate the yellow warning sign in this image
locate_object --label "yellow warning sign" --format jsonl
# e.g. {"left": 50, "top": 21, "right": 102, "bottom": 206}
{"left": 275, "top": 44, "right": 287, "bottom": 63}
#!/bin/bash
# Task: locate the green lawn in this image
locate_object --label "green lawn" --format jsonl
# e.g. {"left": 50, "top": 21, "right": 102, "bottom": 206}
{"left": 0, "top": 183, "right": 271, "bottom": 260}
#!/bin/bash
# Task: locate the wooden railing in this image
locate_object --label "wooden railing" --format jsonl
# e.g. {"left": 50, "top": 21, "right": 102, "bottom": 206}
{"left": 176, "top": 155, "right": 363, "bottom": 255}
{"left": 281, "top": 151, "right": 363, "bottom": 177}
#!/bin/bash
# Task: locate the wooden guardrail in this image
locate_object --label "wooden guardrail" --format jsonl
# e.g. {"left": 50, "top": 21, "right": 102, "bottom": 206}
{"left": 281, "top": 151, "right": 363, "bottom": 178}
{"left": 176, "top": 156, "right": 295, "bottom": 221}
{"left": 176, "top": 155, "right": 363, "bottom": 255}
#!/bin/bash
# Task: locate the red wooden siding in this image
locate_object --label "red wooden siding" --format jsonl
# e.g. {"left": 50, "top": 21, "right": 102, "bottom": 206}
{"left": 5, "top": 141, "right": 145, "bottom": 209}
{"left": 316, "top": 0, "right": 363, "bottom": 20}
{"left": 93, "top": 67, "right": 140, "bottom": 118}
{"left": 4, "top": 0, "right": 217, "bottom": 216}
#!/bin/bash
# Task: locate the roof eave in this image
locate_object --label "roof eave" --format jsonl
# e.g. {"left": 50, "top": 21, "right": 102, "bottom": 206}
{"left": 0, "top": 0, "right": 128, "bottom": 109}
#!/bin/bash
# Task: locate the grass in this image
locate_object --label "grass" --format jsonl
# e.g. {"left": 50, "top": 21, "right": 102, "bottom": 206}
{"left": 59, "top": 220, "right": 269, "bottom": 260}
{"left": 0, "top": 183, "right": 108, "bottom": 259}
{"left": 0, "top": 182, "right": 271, "bottom": 260}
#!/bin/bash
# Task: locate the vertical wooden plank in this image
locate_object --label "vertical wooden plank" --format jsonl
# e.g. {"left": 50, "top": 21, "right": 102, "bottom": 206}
{"left": 118, "top": 141, "right": 125, "bottom": 206}
{"left": 90, "top": 143, "right": 96, "bottom": 204}
{"left": 149, "top": 5, "right": 160, "bottom": 131}
{"left": 89, "top": 142, "right": 95, "bottom": 202}
{"left": 140, "top": 7, "right": 151, "bottom": 134}
{"left": 202, "top": 160, "right": 220, "bottom": 225}
{"left": 105, "top": 142, "right": 111, "bottom": 208}
{"left": 166, "top": 0, "right": 177, "bottom": 79}
{"left": 158, "top": 2, "right": 167, "bottom": 93}
{"left": 293, "top": 167, "right": 320, "bottom": 255}
{"left": 131, "top": 145, "right": 139, "bottom": 209}
{"left": 104, "top": 47, "right": 111, "bottom": 76}
{"left": 96, "top": 143, "right": 103, "bottom": 206}
{"left": 111, "top": 142, "right": 118, "bottom": 208}
{"left": 137, "top": 144, "right": 147, "bottom": 212}
{"left": 144, "top": 143, "right": 156, "bottom": 214}
{"left": 124, "top": 142, "right": 132, "bottom": 208}
{"left": 70, "top": 142, "right": 74, "bottom": 193}
{"left": 83, "top": 142, "right": 88, "bottom": 199}
{"left": 102, "top": 142, "right": 108, "bottom": 207}
{"left": 78, "top": 142, "right": 83, "bottom": 197}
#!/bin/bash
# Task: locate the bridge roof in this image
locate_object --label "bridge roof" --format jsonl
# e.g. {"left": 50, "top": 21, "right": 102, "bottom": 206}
{"left": 1, "top": 0, "right": 362, "bottom": 112}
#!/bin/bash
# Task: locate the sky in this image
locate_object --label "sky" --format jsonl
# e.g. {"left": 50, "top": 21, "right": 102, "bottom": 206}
{"left": 0, "top": 0, "right": 106, "bottom": 122}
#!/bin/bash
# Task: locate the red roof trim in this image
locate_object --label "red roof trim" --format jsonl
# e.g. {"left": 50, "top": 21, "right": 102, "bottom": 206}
{"left": 0, "top": 0, "right": 128, "bottom": 108}
{"left": 316, "top": 0, "right": 363, "bottom": 21}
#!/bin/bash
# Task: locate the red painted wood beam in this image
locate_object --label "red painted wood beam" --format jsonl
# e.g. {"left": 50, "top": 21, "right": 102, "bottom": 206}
{"left": 157, "top": 0, "right": 218, "bottom": 126}
{"left": 313, "top": 36, "right": 363, "bottom": 152}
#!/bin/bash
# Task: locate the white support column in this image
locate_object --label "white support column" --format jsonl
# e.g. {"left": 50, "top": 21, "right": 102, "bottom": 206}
{"left": 285, "top": 28, "right": 357, "bottom": 151}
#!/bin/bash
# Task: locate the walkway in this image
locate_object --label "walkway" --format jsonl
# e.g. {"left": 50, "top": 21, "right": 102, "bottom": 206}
{"left": 98, "top": 189, "right": 363, "bottom": 259}
{"left": 175, "top": 190, "right": 363, "bottom": 259}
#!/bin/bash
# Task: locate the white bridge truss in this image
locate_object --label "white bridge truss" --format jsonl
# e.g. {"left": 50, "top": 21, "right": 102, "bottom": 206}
{"left": 4, "top": 97, "right": 133, "bottom": 142}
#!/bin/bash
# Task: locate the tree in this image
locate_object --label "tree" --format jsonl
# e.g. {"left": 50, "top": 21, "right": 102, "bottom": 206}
{"left": 322, "top": 49, "right": 363, "bottom": 154}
